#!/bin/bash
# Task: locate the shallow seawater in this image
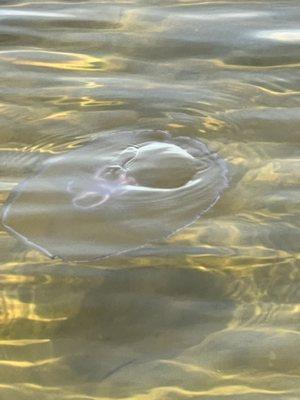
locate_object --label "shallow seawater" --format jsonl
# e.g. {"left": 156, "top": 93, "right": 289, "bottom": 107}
{"left": 0, "top": 1, "right": 299, "bottom": 399}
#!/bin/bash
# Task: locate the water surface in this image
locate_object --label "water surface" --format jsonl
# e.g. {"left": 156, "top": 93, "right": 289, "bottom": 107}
{"left": 0, "top": 1, "right": 299, "bottom": 399}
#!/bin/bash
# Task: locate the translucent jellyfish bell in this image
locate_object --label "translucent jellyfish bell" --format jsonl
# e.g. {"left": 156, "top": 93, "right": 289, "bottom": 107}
{"left": 2, "top": 130, "right": 228, "bottom": 261}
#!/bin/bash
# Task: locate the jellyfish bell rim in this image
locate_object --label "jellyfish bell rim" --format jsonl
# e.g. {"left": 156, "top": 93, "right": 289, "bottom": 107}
{"left": 2, "top": 189, "right": 225, "bottom": 264}
{"left": 2, "top": 194, "right": 55, "bottom": 259}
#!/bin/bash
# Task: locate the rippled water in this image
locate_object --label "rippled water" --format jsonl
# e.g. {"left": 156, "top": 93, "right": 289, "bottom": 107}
{"left": 0, "top": 1, "right": 299, "bottom": 399}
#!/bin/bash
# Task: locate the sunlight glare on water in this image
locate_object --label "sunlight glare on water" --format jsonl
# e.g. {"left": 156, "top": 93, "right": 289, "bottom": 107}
{"left": 0, "top": 1, "right": 299, "bottom": 399}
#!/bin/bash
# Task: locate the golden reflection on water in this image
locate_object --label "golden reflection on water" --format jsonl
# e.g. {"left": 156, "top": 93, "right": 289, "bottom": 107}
{"left": 0, "top": 50, "right": 115, "bottom": 72}
{"left": 0, "top": 0, "right": 300, "bottom": 399}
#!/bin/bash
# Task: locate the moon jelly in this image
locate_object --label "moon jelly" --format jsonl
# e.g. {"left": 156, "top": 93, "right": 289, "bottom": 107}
{"left": 2, "top": 130, "right": 228, "bottom": 261}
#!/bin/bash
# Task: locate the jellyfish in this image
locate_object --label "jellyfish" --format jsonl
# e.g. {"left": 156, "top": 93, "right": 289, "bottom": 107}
{"left": 2, "top": 130, "right": 228, "bottom": 261}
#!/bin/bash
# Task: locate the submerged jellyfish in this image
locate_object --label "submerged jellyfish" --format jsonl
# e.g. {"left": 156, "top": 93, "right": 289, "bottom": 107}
{"left": 2, "top": 130, "right": 228, "bottom": 261}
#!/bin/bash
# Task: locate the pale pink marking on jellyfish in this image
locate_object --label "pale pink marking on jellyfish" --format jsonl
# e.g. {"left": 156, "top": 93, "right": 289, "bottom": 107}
{"left": 67, "top": 165, "right": 138, "bottom": 210}
{"left": 72, "top": 191, "right": 110, "bottom": 209}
